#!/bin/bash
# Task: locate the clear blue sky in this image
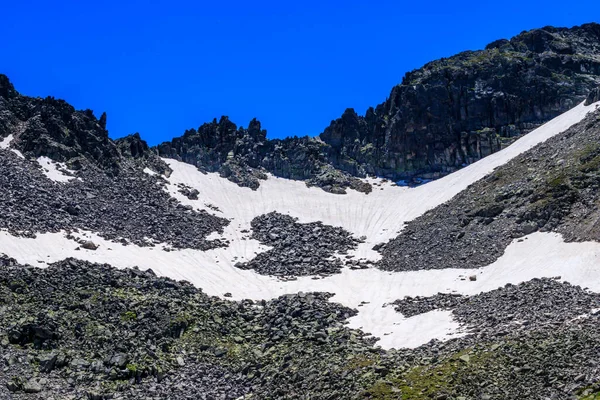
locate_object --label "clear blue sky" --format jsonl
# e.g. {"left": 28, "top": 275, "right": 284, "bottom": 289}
{"left": 1, "top": 1, "right": 598, "bottom": 144}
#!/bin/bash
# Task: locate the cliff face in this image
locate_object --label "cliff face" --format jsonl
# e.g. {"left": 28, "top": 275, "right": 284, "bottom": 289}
{"left": 321, "top": 23, "right": 600, "bottom": 180}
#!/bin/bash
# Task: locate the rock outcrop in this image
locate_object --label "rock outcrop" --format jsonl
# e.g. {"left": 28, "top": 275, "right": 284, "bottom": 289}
{"left": 156, "top": 117, "right": 371, "bottom": 193}
{"left": 0, "top": 76, "right": 166, "bottom": 175}
{"left": 586, "top": 86, "right": 600, "bottom": 105}
{"left": 157, "top": 23, "right": 600, "bottom": 189}
{"left": 321, "top": 23, "right": 600, "bottom": 181}
{"left": 115, "top": 132, "right": 171, "bottom": 174}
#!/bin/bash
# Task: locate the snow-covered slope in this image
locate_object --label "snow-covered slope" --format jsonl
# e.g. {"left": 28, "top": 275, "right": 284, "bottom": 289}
{"left": 1, "top": 100, "right": 599, "bottom": 349}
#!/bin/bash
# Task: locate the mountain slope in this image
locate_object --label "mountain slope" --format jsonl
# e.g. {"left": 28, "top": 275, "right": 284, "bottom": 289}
{"left": 378, "top": 101, "right": 600, "bottom": 272}
{"left": 1, "top": 93, "right": 600, "bottom": 399}
{"left": 0, "top": 84, "right": 598, "bottom": 342}
{"left": 2, "top": 24, "right": 600, "bottom": 400}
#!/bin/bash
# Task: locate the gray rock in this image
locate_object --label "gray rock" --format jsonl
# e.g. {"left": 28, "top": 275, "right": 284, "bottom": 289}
{"left": 109, "top": 353, "right": 129, "bottom": 369}
{"left": 81, "top": 241, "right": 98, "bottom": 250}
{"left": 39, "top": 353, "right": 57, "bottom": 372}
{"left": 23, "top": 379, "right": 42, "bottom": 393}
{"left": 585, "top": 86, "right": 600, "bottom": 106}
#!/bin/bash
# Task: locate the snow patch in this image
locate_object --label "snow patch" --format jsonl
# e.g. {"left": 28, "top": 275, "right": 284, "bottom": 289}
{"left": 0, "top": 134, "right": 14, "bottom": 149}
{"left": 11, "top": 149, "right": 24, "bottom": 159}
{"left": 1, "top": 230, "right": 600, "bottom": 349}
{"left": 143, "top": 167, "right": 158, "bottom": 176}
{"left": 1, "top": 134, "right": 24, "bottom": 158}
{"left": 36, "top": 156, "right": 79, "bottom": 182}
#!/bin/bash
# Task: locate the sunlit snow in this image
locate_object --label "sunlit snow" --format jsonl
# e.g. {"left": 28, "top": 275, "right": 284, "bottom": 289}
{"left": 36, "top": 156, "right": 79, "bottom": 183}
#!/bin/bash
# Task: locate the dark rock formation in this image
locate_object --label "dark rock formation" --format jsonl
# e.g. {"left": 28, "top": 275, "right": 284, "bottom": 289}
{"left": 393, "top": 293, "right": 465, "bottom": 317}
{"left": 235, "top": 212, "right": 360, "bottom": 276}
{"left": 0, "top": 74, "right": 167, "bottom": 175}
{"left": 322, "top": 23, "right": 600, "bottom": 181}
{"left": 156, "top": 117, "right": 371, "bottom": 194}
{"left": 115, "top": 132, "right": 171, "bottom": 174}
{"left": 156, "top": 23, "right": 600, "bottom": 191}
{"left": 586, "top": 86, "right": 600, "bottom": 105}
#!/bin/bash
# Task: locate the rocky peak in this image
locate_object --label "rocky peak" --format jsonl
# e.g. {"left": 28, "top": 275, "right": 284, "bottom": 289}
{"left": 511, "top": 23, "right": 600, "bottom": 54}
{"left": 115, "top": 132, "right": 150, "bottom": 159}
{"left": 319, "top": 22, "right": 600, "bottom": 183}
{"left": 14, "top": 96, "right": 121, "bottom": 173}
{"left": 0, "top": 78, "right": 150, "bottom": 175}
{"left": 115, "top": 132, "right": 171, "bottom": 174}
{"left": 0, "top": 74, "right": 16, "bottom": 99}
{"left": 3, "top": 24, "right": 599, "bottom": 193}
{"left": 156, "top": 116, "right": 370, "bottom": 194}
{"left": 155, "top": 24, "right": 600, "bottom": 192}
{"left": 320, "top": 108, "right": 364, "bottom": 147}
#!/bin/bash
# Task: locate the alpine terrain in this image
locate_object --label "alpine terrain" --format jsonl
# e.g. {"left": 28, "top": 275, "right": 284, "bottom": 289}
{"left": 1, "top": 23, "right": 600, "bottom": 400}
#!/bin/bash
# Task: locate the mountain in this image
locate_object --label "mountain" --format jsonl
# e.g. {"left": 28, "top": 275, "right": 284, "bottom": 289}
{"left": 155, "top": 117, "right": 374, "bottom": 194}
{"left": 1, "top": 23, "right": 600, "bottom": 400}
{"left": 322, "top": 23, "right": 600, "bottom": 180}
{"left": 2, "top": 24, "right": 599, "bottom": 195}
{"left": 157, "top": 23, "right": 600, "bottom": 191}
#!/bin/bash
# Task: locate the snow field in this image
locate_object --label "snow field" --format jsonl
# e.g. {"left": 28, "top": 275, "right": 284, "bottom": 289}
{"left": 0, "top": 100, "right": 599, "bottom": 349}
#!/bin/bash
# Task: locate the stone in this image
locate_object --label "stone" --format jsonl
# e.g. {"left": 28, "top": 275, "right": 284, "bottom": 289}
{"left": 6, "top": 380, "right": 20, "bottom": 392}
{"left": 70, "top": 358, "right": 91, "bottom": 370}
{"left": 39, "top": 353, "right": 58, "bottom": 372}
{"left": 81, "top": 241, "right": 98, "bottom": 250}
{"left": 23, "top": 379, "right": 42, "bottom": 393}
{"left": 585, "top": 86, "right": 600, "bottom": 106}
{"left": 109, "top": 353, "right": 130, "bottom": 369}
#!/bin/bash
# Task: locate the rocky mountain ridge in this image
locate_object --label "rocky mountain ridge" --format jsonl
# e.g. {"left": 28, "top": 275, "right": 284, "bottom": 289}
{"left": 2, "top": 22, "right": 600, "bottom": 400}
{"left": 0, "top": 75, "right": 168, "bottom": 176}
{"left": 377, "top": 102, "right": 600, "bottom": 272}
{"left": 2, "top": 23, "right": 599, "bottom": 194}
{"left": 158, "top": 23, "right": 600, "bottom": 191}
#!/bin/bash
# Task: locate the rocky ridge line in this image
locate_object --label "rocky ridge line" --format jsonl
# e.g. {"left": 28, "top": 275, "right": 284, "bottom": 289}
{"left": 157, "top": 23, "right": 600, "bottom": 192}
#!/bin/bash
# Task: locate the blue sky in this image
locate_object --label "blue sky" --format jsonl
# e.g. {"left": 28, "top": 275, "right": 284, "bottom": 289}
{"left": 1, "top": 1, "right": 598, "bottom": 144}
